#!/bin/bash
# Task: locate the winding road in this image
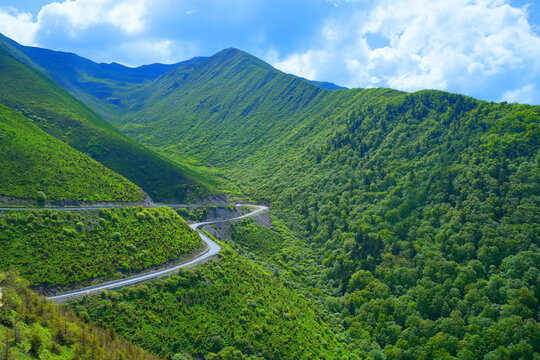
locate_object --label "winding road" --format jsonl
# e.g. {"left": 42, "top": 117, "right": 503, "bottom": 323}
{"left": 2, "top": 204, "right": 268, "bottom": 302}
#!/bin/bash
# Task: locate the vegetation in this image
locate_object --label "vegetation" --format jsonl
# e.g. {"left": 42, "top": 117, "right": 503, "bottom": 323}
{"left": 0, "top": 39, "right": 213, "bottom": 202}
{"left": 0, "top": 104, "right": 143, "bottom": 203}
{"left": 0, "top": 207, "right": 201, "bottom": 289}
{"left": 69, "top": 244, "right": 351, "bottom": 359}
{"left": 74, "top": 48, "right": 538, "bottom": 358}
{"left": 0, "top": 271, "right": 162, "bottom": 360}
{"left": 0, "top": 35, "right": 538, "bottom": 359}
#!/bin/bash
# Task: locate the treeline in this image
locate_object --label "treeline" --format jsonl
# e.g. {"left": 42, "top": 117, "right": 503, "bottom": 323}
{"left": 0, "top": 271, "right": 162, "bottom": 360}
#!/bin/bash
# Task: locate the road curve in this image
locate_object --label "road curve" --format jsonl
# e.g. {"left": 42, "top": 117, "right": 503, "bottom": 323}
{"left": 46, "top": 204, "right": 268, "bottom": 302}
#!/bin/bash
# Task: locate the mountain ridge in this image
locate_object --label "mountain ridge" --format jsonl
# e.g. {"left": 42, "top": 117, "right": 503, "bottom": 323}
{"left": 0, "top": 37, "right": 215, "bottom": 202}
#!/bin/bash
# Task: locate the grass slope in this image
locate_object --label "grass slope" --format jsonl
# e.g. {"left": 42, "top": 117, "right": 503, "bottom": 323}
{"left": 0, "top": 271, "right": 162, "bottom": 360}
{"left": 0, "top": 207, "right": 201, "bottom": 290}
{"left": 117, "top": 48, "right": 351, "bottom": 167}
{"left": 0, "top": 104, "right": 143, "bottom": 203}
{"left": 0, "top": 33, "right": 176, "bottom": 121}
{"left": 0, "top": 39, "right": 212, "bottom": 202}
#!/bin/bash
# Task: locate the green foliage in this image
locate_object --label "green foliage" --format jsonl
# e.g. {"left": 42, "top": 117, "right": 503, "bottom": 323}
{"left": 70, "top": 244, "right": 352, "bottom": 359}
{"left": 1, "top": 38, "right": 539, "bottom": 358}
{"left": 0, "top": 104, "right": 143, "bottom": 202}
{"left": 0, "top": 207, "right": 201, "bottom": 288}
{"left": 70, "top": 48, "right": 539, "bottom": 358}
{"left": 0, "top": 41, "right": 213, "bottom": 202}
{"left": 231, "top": 218, "right": 284, "bottom": 258}
{"left": 0, "top": 271, "right": 162, "bottom": 359}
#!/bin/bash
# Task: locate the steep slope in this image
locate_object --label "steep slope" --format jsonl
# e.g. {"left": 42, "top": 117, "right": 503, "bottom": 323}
{"left": 0, "top": 271, "right": 162, "bottom": 360}
{"left": 69, "top": 244, "right": 354, "bottom": 359}
{"left": 110, "top": 49, "right": 366, "bottom": 191}
{"left": 0, "top": 207, "right": 201, "bottom": 291}
{"left": 0, "top": 104, "right": 144, "bottom": 203}
{"left": 0, "top": 41, "right": 212, "bottom": 202}
{"left": 0, "top": 33, "right": 176, "bottom": 121}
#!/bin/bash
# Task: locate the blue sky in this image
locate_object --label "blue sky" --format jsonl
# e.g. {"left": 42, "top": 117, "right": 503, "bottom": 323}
{"left": 1, "top": 0, "right": 539, "bottom": 104}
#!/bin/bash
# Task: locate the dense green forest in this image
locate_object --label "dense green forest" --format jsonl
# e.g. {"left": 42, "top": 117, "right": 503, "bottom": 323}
{"left": 0, "top": 104, "right": 144, "bottom": 203}
{"left": 0, "top": 208, "right": 201, "bottom": 290}
{"left": 236, "top": 92, "right": 539, "bottom": 358}
{"left": 0, "top": 271, "right": 162, "bottom": 359}
{"left": 0, "top": 40, "right": 214, "bottom": 202}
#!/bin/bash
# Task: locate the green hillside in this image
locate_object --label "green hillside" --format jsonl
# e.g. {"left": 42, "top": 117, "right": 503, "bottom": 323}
{"left": 116, "top": 49, "right": 354, "bottom": 173}
{"left": 0, "top": 36, "right": 538, "bottom": 359}
{"left": 0, "top": 104, "right": 144, "bottom": 204}
{"left": 70, "top": 244, "right": 353, "bottom": 359}
{"left": 0, "top": 40, "right": 214, "bottom": 202}
{"left": 0, "top": 33, "right": 176, "bottom": 121}
{"left": 74, "top": 50, "right": 539, "bottom": 358}
{"left": 0, "top": 207, "right": 201, "bottom": 290}
{"left": 0, "top": 271, "right": 162, "bottom": 360}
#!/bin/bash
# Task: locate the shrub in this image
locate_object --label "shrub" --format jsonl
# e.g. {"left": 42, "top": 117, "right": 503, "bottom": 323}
{"left": 36, "top": 191, "right": 47, "bottom": 206}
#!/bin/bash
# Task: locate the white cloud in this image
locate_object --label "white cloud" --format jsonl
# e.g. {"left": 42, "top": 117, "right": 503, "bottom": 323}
{"left": 38, "top": 0, "right": 151, "bottom": 37}
{"left": 271, "top": 0, "right": 540, "bottom": 104}
{"left": 0, "top": 0, "right": 151, "bottom": 45}
{"left": 0, "top": 7, "right": 39, "bottom": 45}
{"left": 500, "top": 84, "right": 538, "bottom": 104}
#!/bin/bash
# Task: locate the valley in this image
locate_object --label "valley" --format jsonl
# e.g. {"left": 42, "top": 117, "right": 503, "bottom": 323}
{"left": 0, "top": 33, "right": 538, "bottom": 360}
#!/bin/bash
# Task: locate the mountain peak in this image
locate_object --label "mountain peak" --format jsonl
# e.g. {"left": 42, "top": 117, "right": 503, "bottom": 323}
{"left": 204, "top": 47, "right": 276, "bottom": 75}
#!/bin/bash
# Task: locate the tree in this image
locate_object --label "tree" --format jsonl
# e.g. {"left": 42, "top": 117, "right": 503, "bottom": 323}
{"left": 29, "top": 330, "right": 42, "bottom": 357}
{"left": 36, "top": 191, "right": 47, "bottom": 206}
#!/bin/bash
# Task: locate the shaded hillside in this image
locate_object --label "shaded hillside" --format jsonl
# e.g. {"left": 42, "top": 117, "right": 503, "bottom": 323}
{"left": 0, "top": 104, "right": 144, "bottom": 203}
{"left": 0, "top": 33, "right": 176, "bottom": 121}
{"left": 0, "top": 40, "right": 213, "bottom": 202}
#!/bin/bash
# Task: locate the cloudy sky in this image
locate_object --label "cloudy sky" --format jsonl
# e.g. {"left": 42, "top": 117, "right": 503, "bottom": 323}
{"left": 1, "top": 0, "right": 539, "bottom": 104}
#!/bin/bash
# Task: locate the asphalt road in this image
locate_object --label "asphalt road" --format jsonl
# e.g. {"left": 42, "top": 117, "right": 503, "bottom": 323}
{"left": 12, "top": 204, "right": 269, "bottom": 302}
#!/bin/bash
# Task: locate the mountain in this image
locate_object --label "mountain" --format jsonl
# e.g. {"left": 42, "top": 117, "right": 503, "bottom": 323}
{"left": 57, "top": 46, "right": 538, "bottom": 359}
{"left": 0, "top": 36, "right": 214, "bottom": 203}
{"left": 293, "top": 75, "right": 349, "bottom": 90}
{"left": 0, "top": 33, "right": 175, "bottom": 119}
{"left": 1, "top": 39, "right": 357, "bottom": 179}
{"left": 0, "top": 104, "right": 144, "bottom": 204}
{"left": 1, "top": 35, "right": 538, "bottom": 359}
